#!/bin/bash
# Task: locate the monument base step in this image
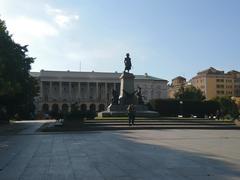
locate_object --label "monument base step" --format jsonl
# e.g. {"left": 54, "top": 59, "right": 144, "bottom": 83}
{"left": 98, "top": 110, "right": 159, "bottom": 117}
{"left": 107, "top": 104, "right": 148, "bottom": 111}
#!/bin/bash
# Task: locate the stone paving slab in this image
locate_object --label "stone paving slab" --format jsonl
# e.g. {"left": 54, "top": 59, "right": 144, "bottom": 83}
{"left": 0, "top": 121, "right": 240, "bottom": 179}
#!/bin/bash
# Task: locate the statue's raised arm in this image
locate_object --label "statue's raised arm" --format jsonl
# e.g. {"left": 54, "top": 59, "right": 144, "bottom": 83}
{"left": 124, "top": 53, "right": 132, "bottom": 72}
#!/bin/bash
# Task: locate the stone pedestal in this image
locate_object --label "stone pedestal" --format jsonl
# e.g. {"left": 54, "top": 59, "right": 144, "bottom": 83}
{"left": 119, "top": 72, "right": 136, "bottom": 105}
{"left": 98, "top": 71, "right": 159, "bottom": 118}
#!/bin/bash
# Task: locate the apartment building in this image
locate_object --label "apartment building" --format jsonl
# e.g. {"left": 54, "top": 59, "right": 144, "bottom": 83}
{"left": 190, "top": 67, "right": 235, "bottom": 100}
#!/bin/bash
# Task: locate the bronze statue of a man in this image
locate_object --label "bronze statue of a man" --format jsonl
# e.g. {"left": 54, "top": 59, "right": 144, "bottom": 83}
{"left": 136, "top": 86, "right": 144, "bottom": 105}
{"left": 124, "top": 53, "right": 132, "bottom": 72}
{"left": 111, "top": 89, "right": 119, "bottom": 105}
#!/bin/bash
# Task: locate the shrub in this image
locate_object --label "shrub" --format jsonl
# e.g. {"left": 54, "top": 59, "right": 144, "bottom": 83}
{"left": 63, "top": 110, "right": 96, "bottom": 126}
{"left": 149, "top": 99, "right": 219, "bottom": 117}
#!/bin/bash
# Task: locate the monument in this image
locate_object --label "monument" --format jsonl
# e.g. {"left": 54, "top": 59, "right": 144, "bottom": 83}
{"left": 98, "top": 53, "right": 158, "bottom": 117}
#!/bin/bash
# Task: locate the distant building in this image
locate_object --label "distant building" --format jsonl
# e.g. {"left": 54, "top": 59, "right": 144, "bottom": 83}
{"left": 227, "top": 70, "right": 240, "bottom": 97}
{"left": 168, "top": 76, "right": 187, "bottom": 98}
{"left": 190, "top": 67, "right": 236, "bottom": 100}
{"left": 31, "top": 70, "right": 168, "bottom": 113}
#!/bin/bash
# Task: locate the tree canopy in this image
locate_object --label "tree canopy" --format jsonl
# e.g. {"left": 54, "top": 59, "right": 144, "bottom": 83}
{"left": 174, "top": 85, "right": 206, "bottom": 101}
{"left": 212, "top": 96, "right": 239, "bottom": 118}
{"left": 0, "top": 18, "right": 38, "bottom": 122}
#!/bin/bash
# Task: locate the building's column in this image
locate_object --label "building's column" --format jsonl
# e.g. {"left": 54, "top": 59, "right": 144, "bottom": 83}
{"left": 40, "top": 81, "right": 43, "bottom": 100}
{"left": 96, "top": 82, "right": 99, "bottom": 100}
{"left": 49, "top": 81, "right": 52, "bottom": 101}
{"left": 59, "top": 81, "right": 62, "bottom": 100}
{"left": 87, "top": 82, "right": 90, "bottom": 99}
{"left": 69, "top": 82, "right": 72, "bottom": 102}
{"left": 114, "top": 83, "right": 116, "bottom": 90}
{"left": 78, "top": 82, "right": 81, "bottom": 101}
{"left": 38, "top": 81, "right": 43, "bottom": 112}
{"left": 105, "top": 83, "right": 108, "bottom": 102}
{"left": 49, "top": 103, "right": 52, "bottom": 111}
{"left": 99, "top": 83, "right": 102, "bottom": 100}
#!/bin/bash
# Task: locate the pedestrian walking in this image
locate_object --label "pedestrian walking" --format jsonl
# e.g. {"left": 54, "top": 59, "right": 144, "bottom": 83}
{"left": 127, "top": 104, "right": 135, "bottom": 126}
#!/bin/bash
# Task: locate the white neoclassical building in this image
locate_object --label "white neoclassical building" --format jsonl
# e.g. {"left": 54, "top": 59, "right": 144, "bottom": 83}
{"left": 31, "top": 70, "right": 168, "bottom": 113}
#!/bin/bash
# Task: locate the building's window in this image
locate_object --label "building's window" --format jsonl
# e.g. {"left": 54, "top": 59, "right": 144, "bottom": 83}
{"left": 217, "top": 79, "right": 224, "bottom": 82}
{"left": 226, "top": 91, "right": 232, "bottom": 95}
{"left": 216, "top": 79, "right": 224, "bottom": 82}
{"left": 217, "top": 90, "right": 224, "bottom": 95}
{"left": 216, "top": 84, "right": 224, "bottom": 88}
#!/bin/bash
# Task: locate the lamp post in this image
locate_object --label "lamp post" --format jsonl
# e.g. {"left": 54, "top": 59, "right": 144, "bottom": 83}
{"left": 179, "top": 101, "right": 183, "bottom": 117}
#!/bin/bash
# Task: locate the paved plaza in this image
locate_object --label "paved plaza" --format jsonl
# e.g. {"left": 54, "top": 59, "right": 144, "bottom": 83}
{"left": 0, "top": 121, "right": 240, "bottom": 180}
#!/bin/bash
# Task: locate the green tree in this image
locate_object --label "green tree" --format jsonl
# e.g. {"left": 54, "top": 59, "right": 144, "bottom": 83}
{"left": 174, "top": 86, "right": 205, "bottom": 101}
{"left": 212, "top": 96, "right": 239, "bottom": 118}
{"left": 0, "top": 18, "right": 38, "bottom": 122}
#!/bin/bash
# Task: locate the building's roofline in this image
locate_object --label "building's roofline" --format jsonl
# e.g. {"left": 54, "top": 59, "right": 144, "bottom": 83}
{"left": 172, "top": 76, "right": 186, "bottom": 81}
{"left": 30, "top": 70, "right": 168, "bottom": 82}
{"left": 227, "top": 70, "right": 240, "bottom": 74}
{"left": 29, "top": 72, "right": 40, "bottom": 77}
{"left": 197, "top": 67, "right": 224, "bottom": 75}
{"left": 40, "top": 70, "right": 121, "bottom": 75}
{"left": 135, "top": 75, "right": 168, "bottom": 82}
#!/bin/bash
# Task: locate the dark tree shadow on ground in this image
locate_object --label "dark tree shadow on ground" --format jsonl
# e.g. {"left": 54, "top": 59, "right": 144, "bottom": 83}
{"left": 84, "top": 132, "right": 240, "bottom": 180}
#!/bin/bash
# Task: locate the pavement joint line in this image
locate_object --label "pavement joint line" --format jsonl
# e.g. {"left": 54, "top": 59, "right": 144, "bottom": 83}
{"left": 18, "top": 140, "right": 42, "bottom": 179}
{"left": 1, "top": 128, "right": 240, "bottom": 179}
{"left": 2, "top": 129, "right": 240, "bottom": 136}
{"left": 64, "top": 134, "right": 78, "bottom": 180}
{"left": 157, "top": 139, "right": 240, "bottom": 165}
{"left": 1, "top": 132, "right": 239, "bottom": 137}
{"left": 0, "top": 147, "right": 21, "bottom": 172}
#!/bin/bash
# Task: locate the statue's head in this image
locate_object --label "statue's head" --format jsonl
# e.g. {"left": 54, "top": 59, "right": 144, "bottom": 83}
{"left": 126, "top": 53, "right": 130, "bottom": 57}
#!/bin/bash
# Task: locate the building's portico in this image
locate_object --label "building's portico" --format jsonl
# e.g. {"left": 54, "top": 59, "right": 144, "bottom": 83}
{"left": 31, "top": 70, "right": 168, "bottom": 113}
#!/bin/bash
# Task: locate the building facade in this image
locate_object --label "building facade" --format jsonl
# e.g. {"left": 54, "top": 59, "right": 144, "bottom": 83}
{"left": 168, "top": 76, "right": 187, "bottom": 98}
{"left": 31, "top": 70, "right": 168, "bottom": 113}
{"left": 190, "top": 67, "right": 235, "bottom": 100}
{"left": 227, "top": 70, "right": 240, "bottom": 97}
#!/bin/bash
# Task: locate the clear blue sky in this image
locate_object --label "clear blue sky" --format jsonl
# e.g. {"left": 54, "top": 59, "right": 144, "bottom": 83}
{"left": 0, "top": 0, "right": 240, "bottom": 82}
